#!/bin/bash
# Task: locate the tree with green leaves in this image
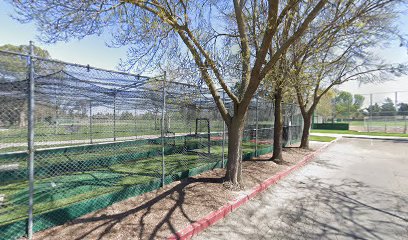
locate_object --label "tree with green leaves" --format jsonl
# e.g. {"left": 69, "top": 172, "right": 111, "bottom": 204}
{"left": 366, "top": 103, "right": 381, "bottom": 116}
{"left": 0, "top": 44, "right": 51, "bottom": 127}
{"left": 0, "top": 44, "right": 50, "bottom": 81}
{"left": 289, "top": 0, "right": 407, "bottom": 148}
{"left": 334, "top": 91, "right": 365, "bottom": 120}
{"left": 398, "top": 103, "right": 408, "bottom": 116}
{"left": 380, "top": 97, "right": 397, "bottom": 116}
{"left": 334, "top": 91, "right": 353, "bottom": 120}
{"left": 398, "top": 102, "right": 408, "bottom": 133}
{"left": 315, "top": 89, "right": 335, "bottom": 122}
{"left": 9, "top": 0, "right": 330, "bottom": 187}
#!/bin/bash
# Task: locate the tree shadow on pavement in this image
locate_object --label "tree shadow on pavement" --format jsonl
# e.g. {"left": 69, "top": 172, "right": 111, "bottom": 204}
{"left": 264, "top": 177, "right": 408, "bottom": 240}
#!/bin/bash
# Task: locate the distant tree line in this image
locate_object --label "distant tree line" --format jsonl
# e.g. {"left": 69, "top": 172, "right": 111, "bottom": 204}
{"left": 366, "top": 99, "right": 408, "bottom": 116}
{"left": 316, "top": 90, "right": 408, "bottom": 122}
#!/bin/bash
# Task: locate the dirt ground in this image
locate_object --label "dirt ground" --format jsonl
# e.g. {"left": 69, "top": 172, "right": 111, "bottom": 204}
{"left": 31, "top": 143, "right": 322, "bottom": 240}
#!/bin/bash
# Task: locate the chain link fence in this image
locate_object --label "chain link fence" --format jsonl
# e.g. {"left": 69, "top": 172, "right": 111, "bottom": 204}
{"left": 359, "top": 92, "right": 408, "bottom": 133}
{"left": 313, "top": 91, "right": 408, "bottom": 134}
{"left": 0, "top": 45, "right": 303, "bottom": 240}
{"left": 363, "top": 114, "right": 408, "bottom": 133}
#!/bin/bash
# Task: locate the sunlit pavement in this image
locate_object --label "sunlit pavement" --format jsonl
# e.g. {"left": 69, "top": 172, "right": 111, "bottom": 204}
{"left": 194, "top": 138, "right": 408, "bottom": 240}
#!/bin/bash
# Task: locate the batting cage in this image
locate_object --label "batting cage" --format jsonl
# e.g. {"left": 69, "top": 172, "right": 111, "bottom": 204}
{"left": 0, "top": 47, "right": 303, "bottom": 239}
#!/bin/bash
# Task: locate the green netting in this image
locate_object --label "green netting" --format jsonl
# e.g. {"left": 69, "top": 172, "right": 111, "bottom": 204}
{"left": 0, "top": 134, "right": 223, "bottom": 181}
{"left": 0, "top": 144, "right": 276, "bottom": 240}
{"left": 0, "top": 134, "right": 302, "bottom": 239}
{"left": 312, "top": 123, "right": 350, "bottom": 130}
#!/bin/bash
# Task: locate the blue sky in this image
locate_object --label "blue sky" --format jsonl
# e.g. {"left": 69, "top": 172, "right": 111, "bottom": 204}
{"left": 0, "top": 1, "right": 127, "bottom": 70}
{"left": 1, "top": 1, "right": 408, "bottom": 105}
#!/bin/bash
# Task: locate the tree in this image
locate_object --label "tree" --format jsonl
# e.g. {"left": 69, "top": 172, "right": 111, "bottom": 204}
{"left": 354, "top": 95, "right": 365, "bottom": 109}
{"left": 0, "top": 44, "right": 50, "bottom": 81}
{"left": 399, "top": 103, "right": 408, "bottom": 133}
{"left": 380, "top": 97, "right": 397, "bottom": 116}
{"left": 261, "top": 1, "right": 348, "bottom": 162}
{"left": 120, "top": 111, "right": 134, "bottom": 120}
{"left": 334, "top": 91, "right": 365, "bottom": 119}
{"left": 261, "top": 9, "right": 297, "bottom": 163}
{"left": 261, "top": 71, "right": 293, "bottom": 163}
{"left": 352, "top": 94, "right": 365, "bottom": 118}
{"left": 315, "top": 89, "right": 335, "bottom": 122}
{"left": 0, "top": 44, "right": 51, "bottom": 127}
{"left": 398, "top": 103, "right": 408, "bottom": 116}
{"left": 10, "top": 0, "right": 329, "bottom": 187}
{"left": 289, "top": 0, "right": 407, "bottom": 148}
{"left": 334, "top": 91, "right": 353, "bottom": 119}
{"left": 366, "top": 103, "right": 381, "bottom": 116}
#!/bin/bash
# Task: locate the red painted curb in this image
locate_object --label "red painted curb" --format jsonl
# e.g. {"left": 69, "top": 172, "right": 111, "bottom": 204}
{"left": 168, "top": 139, "right": 338, "bottom": 240}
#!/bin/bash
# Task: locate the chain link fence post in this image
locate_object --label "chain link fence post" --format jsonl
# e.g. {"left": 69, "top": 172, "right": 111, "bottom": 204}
{"left": 221, "top": 91, "right": 226, "bottom": 168}
{"left": 54, "top": 95, "right": 58, "bottom": 135}
{"left": 368, "top": 93, "right": 373, "bottom": 132}
{"left": 255, "top": 96, "right": 259, "bottom": 157}
{"left": 113, "top": 92, "right": 117, "bottom": 141}
{"left": 161, "top": 72, "right": 167, "bottom": 187}
{"left": 133, "top": 104, "right": 137, "bottom": 139}
{"left": 271, "top": 101, "right": 274, "bottom": 151}
{"left": 89, "top": 100, "right": 93, "bottom": 144}
{"left": 27, "top": 41, "right": 35, "bottom": 240}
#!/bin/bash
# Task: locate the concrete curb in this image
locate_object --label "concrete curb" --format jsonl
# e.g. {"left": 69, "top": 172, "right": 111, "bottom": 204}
{"left": 167, "top": 138, "right": 340, "bottom": 240}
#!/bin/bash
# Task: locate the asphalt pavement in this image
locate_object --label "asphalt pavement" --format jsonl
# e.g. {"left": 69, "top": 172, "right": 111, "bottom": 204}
{"left": 194, "top": 138, "right": 408, "bottom": 240}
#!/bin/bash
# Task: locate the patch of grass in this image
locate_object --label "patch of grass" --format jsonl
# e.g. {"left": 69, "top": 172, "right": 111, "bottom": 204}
{"left": 0, "top": 120, "right": 228, "bottom": 144}
{"left": 344, "top": 120, "right": 407, "bottom": 127}
{"left": 0, "top": 143, "right": 100, "bottom": 153}
{"left": 309, "top": 135, "right": 336, "bottom": 142}
{"left": 311, "top": 129, "right": 408, "bottom": 137}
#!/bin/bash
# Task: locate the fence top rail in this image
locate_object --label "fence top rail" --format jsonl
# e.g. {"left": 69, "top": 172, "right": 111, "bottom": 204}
{"left": 0, "top": 48, "right": 160, "bottom": 80}
{"left": 0, "top": 47, "right": 302, "bottom": 109}
{"left": 0, "top": 48, "right": 221, "bottom": 96}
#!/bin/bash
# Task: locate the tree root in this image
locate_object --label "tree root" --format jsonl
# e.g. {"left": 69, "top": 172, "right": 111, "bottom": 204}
{"left": 223, "top": 180, "right": 244, "bottom": 190}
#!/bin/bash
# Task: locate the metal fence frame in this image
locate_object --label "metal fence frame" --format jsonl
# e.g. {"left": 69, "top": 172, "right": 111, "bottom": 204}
{"left": 313, "top": 91, "right": 408, "bottom": 134}
{"left": 0, "top": 43, "right": 303, "bottom": 240}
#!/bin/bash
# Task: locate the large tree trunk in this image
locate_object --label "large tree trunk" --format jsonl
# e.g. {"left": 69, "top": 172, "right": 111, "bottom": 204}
{"left": 225, "top": 113, "right": 245, "bottom": 187}
{"left": 300, "top": 112, "right": 312, "bottom": 149}
{"left": 271, "top": 88, "right": 283, "bottom": 163}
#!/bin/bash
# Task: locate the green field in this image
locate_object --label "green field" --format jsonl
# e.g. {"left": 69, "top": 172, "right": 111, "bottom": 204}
{"left": 0, "top": 119, "right": 227, "bottom": 144}
{"left": 344, "top": 120, "right": 408, "bottom": 127}
{"left": 0, "top": 119, "right": 276, "bottom": 155}
{"left": 0, "top": 119, "right": 276, "bottom": 145}
{"left": 311, "top": 129, "right": 408, "bottom": 137}
{"left": 0, "top": 143, "right": 92, "bottom": 153}
{"left": 309, "top": 135, "right": 336, "bottom": 142}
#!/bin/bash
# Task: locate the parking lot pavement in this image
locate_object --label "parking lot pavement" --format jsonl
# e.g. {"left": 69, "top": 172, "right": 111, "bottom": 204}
{"left": 194, "top": 138, "right": 408, "bottom": 240}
